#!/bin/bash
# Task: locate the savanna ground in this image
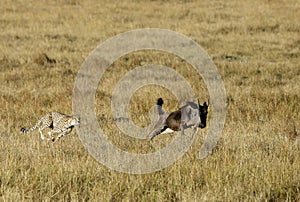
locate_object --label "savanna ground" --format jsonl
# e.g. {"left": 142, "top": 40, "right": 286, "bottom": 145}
{"left": 1, "top": 0, "right": 300, "bottom": 201}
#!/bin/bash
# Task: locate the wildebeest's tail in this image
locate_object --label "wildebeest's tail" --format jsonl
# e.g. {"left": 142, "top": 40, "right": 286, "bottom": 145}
{"left": 157, "top": 98, "right": 164, "bottom": 115}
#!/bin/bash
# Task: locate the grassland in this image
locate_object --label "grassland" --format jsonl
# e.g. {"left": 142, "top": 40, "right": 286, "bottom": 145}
{"left": 1, "top": 0, "right": 300, "bottom": 201}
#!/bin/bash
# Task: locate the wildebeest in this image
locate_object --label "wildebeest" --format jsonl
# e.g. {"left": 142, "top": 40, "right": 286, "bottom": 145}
{"left": 148, "top": 98, "right": 209, "bottom": 140}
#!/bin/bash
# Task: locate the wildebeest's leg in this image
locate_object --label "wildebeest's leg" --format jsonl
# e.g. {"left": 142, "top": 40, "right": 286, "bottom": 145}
{"left": 148, "top": 110, "right": 169, "bottom": 140}
{"left": 149, "top": 125, "right": 168, "bottom": 140}
{"left": 191, "top": 125, "right": 198, "bottom": 139}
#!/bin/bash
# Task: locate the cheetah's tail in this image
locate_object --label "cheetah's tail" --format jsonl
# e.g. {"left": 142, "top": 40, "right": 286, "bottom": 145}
{"left": 20, "top": 119, "right": 42, "bottom": 134}
{"left": 20, "top": 128, "right": 27, "bottom": 133}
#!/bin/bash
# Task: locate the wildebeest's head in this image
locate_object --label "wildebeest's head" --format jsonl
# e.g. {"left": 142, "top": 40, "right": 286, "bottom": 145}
{"left": 198, "top": 100, "right": 209, "bottom": 128}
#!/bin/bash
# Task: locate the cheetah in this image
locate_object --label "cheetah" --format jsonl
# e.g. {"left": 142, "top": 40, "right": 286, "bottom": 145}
{"left": 21, "top": 112, "right": 80, "bottom": 142}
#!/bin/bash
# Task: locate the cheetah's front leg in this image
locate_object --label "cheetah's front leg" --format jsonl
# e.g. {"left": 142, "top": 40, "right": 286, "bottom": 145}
{"left": 52, "top": 128, "right": 72, "bottom": 143}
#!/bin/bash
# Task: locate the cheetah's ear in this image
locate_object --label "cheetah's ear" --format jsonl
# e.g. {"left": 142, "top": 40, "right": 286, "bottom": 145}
{"left": 71, "top": 113, "right": 80, "bottom": 117}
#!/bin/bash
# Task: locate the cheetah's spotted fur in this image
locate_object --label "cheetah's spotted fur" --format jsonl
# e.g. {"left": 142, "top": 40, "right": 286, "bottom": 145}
{"left": 21, "top": 112, "right": 80, "bottom": 142}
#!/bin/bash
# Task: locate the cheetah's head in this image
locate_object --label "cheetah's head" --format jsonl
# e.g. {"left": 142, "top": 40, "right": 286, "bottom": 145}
{"left": 70, "top": 115, "right": 80, "bottom": 126}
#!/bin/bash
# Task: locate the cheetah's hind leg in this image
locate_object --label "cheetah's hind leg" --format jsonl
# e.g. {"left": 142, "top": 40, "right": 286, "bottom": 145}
{"left": 47, "top": 131, "right": 55, "bottom": 142}
{"left": 38, "top": 123, "right": 51, "bottom": 141}
{"left": 39, "top": 128, "right": 47, "bottom": 140}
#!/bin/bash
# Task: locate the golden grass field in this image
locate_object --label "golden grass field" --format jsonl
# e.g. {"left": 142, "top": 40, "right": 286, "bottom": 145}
{"left": 1, "top": 0, "right": 300, "bottom": 201}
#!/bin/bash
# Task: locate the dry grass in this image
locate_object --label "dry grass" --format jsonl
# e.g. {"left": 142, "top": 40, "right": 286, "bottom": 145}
{"left": 1, "top": 0, "right": 300, "bottom": 201}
